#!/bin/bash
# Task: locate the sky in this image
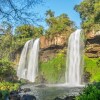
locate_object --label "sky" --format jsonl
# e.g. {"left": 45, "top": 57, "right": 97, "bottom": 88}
{"left": 34, "top": 0, "right": 82, "bottom": 29}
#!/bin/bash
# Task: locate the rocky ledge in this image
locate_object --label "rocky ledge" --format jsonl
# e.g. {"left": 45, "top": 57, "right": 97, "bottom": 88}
{"left": 85, "top": 35, "right": 100, "bottom": 58}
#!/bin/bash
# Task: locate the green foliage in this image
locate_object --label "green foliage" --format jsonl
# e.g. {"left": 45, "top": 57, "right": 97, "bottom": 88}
{"left": 84, "top": 56, "right": 100, "bottom": 82}
{"left": 75, "top": 0, "right": 100, "bottom": 32}
{"left": 76, "top": 82, "right": 100, "bottom": 100}
{"left": 33, "top": 26, "right": 44, "bottom": 37}
{"left": 0, "top": 82, "right": 20, "bottom": 91}
{"left": 0, "top": 33, "right": 31, "bottom": 59}
{"left": 0, "top": 59, "right": 15, "bottom": 81}
{"left": 15, "top": 24, "right": 44, "bottom": 38}
{"left": 39, "top": 52, "right": 66, "bottom": 83}
{"left": 45, "top": 10, "right": 75, "bottom": 38}
{"left": 0, "top": 90, "right": 9, "bottom": 100}
{"left": 45, "top": 9, "right": 55, "bottom": 18}
{"left": 0, "top": 82, "right": 20, "bottom": 100}
{"left": 0, "top": 21, "right": 12, "bottom": 35}
{"left": 15, "top": 25, "right": 34, "bottom": 38}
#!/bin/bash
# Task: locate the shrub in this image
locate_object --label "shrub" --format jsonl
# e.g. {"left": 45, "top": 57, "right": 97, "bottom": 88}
{"left": 0, "top": 82, "right": 20, "bottom": 100}
{"left": 76, "top": 82, "right": 100, "bottom": 100}
{"left": 0, "top": 59, "right": 15, "bottom": 81}
{"left": 0, "top": 82, "right": 20, "bottom": 91}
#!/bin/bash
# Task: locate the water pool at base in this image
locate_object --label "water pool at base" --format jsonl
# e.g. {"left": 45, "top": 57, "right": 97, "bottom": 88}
{"left": 20, "top": 84, "right": 84, "bottom": 100}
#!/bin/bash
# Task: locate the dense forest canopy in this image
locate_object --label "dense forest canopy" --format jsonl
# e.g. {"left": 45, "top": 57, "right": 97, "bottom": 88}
{"left": 75, "top": 0, "right": 100, "bottom": 33}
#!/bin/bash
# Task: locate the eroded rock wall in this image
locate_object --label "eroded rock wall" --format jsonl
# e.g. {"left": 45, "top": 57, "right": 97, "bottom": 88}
{"left": 85, "top": 35, "right": 100, "bottom": 58}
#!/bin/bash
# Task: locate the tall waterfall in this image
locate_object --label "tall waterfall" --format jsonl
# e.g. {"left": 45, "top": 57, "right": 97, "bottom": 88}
{"left": 17, "top": 38, "right": 40, "bottom": 82}
{"left": 65, "top": 29, "right": 84, "bottom": 86}
{"left": 27, "top": 38, "right": 40, "bottom": 82}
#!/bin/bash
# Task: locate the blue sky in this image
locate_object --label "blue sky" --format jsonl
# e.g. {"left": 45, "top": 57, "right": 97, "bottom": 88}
{"left": 35, "top": 0, "right": 82, "bottom": 28}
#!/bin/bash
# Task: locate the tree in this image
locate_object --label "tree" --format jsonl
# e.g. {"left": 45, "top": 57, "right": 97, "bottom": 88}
{"left": 0, "top": 21, "right": 12, "bottom": 34}
{"left": 0, "top": 22, "right": 13, "bottom": 59}
{"left": 45, "top": 9, "right": 55, "bottom": 18}
{"left": 45, "top": 10, "right": 75, "bottom": 38}
{"left": 0, "top": 0, "right": 43, "bottom": 24}
{"left": 15, "top": 25, "right": 34, "bottom": 38}
{"left": 15, "top": 24, "right": 44, "bottom": 38}
{"left": 75, "top": 0, "right": 100, "bottom": 33}
{"left": 33, "top": 26, "right": 44, "bottom": 37}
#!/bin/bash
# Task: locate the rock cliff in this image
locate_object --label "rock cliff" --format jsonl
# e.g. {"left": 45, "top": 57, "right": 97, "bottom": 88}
{"left": 85, "top": 35, "right": 100, "bottom": 58}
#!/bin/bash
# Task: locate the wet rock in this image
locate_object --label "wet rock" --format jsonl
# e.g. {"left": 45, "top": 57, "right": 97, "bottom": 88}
{"left": 21, "top": 94, "right": 36, "bottom": 100}
{"left": 22, "top": 88, "right": 31, "bottom": 93}
{"left": 9, "top": 91, "right": 21, "bottom": 100}
{"left": 54, "top": 97, "right": 63, "bottom": 100}
{"left": 54, "top": 96, "right": 75, "bottom": 100}
{"left": 65, "top": 96, "right": 75, "bottom": 100}
{"left": 83, "top": 71, "right": 91, "bottom": 83}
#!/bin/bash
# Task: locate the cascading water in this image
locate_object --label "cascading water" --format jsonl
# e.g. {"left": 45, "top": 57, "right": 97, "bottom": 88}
{"left": 27, "top": 38, "right": 40, "bottom": 82}
{"left": 17, "top": 38, "right": 40, "bottom": 82}
{"left": 65, "top": 29, "right": 84, "bottom": 86}
{"left": 17, "top": 40, "right": 33, "bottom": 79}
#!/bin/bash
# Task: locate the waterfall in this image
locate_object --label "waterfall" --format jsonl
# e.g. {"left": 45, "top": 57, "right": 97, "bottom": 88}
{"left": 27, "top": 38, "right": 40, "bottom": 82}
{"left": 65, "top": 29, "right": 84, "bottom": 86}
{"left": 17, "top": 40, "right": 33, "bottom": 79}
{"left": 17, "top": 38, "right": 40, "bottom": 82}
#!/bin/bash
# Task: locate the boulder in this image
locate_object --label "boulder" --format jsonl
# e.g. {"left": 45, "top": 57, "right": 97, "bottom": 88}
{"left": 21, "top": 94, "right": 36, "bottom": 100}
{"left": 9, "top": 91, "right": 21, "bottom": 100}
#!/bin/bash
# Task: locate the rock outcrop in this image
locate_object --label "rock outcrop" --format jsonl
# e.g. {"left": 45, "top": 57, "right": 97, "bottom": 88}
{"left": 40, "top": 35, "right": 67, "bottom": 49}
{"left": 85, "top": 35, "right": 100, "bottom": 58}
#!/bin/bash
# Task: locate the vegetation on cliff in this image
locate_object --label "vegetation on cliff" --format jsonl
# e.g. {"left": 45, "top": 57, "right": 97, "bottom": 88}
{"left": 39, "top": 51, "right": 66, "bottom": 83}
{"left": 84, "top": 56, "right": 100, "bottom": 82}
{"left": 75, "top": 0, "right": 100, "bottom": 33}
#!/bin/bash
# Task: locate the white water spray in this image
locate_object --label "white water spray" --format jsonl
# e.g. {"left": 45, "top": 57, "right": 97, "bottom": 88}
{"left": 17, "top": 40, "right": 32, "bottom": 79}
{"left": 27, "top": 38, "right": 40, "bottom": 82}
{"left": 65, "top": 29, "right": 84, "bottom": 86}
{"left": 17, "top": 38, "right": 40, "bottom": 82}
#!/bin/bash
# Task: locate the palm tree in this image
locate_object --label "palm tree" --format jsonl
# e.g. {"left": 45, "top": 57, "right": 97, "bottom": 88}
{"left": 45, "top": 9, "right": 55, "bottom": 18}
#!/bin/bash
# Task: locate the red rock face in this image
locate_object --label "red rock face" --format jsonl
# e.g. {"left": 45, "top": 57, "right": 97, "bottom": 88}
{"left": 40, "top": 35, "right": 67, "bottom": 49}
